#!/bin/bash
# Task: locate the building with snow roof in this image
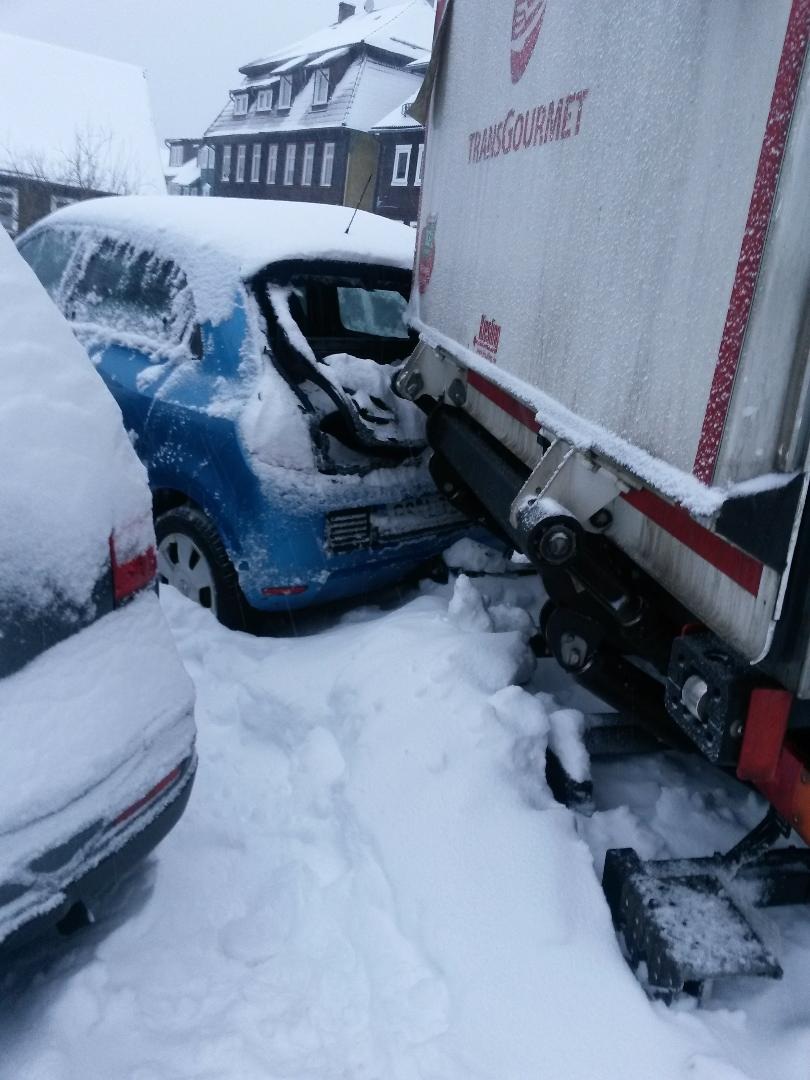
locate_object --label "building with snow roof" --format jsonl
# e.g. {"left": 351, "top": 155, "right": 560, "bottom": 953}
{"left": 195, "top": 1, "right": 433, "bottom": 216}
{"left": 164, "top": 139, "right": 202, "bottom": 195}
{"left": 0, "top": 33, "right": 165, "bottom": 238}
{"left": 370, "top": 58, "right": 427, "bottom": 225}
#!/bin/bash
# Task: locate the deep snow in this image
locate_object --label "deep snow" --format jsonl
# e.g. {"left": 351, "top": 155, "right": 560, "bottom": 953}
{"left": 3, "top": 570, "right": 810, "bottom": 1079}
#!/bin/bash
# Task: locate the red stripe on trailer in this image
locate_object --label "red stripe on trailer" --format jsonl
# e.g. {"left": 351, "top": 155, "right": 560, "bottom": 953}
{"left": 462, "top": 370, "right": 763, "bottom": 594}
{"left": 467, "top": 369, "right": 540, "bottom": 433}
{"left": 693, "top": 0, "right": 810, "bottom": 484}
{"left": 622, "top": 489, "right": 763, "bottom": 597}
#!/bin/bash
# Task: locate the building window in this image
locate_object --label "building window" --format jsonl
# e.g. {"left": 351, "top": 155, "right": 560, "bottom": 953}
{"left": 169, "top": 144, "right": 185, "bottom": 168}
{"left": 198, "top": 144, "right": 214, "bottom": 170}
{"left": 313, "top": 68, "right": 330, "bottom": 106}
{"left": 0, "top": 185, "right": 19, "bottom": 236}
{"left": 236, "top": 145, "right": 246, "bottom": 183}
{"left": 320, "top": 141, "right": 335, "bottom": 187}
{"left": 278, "top": 76, "right": 293, "bottom": 111}
{"left": 233, "top": 93, "right": 248, "bottom": 116}
{"left": 283, "top": 143, "right": 296, "bottom": 185}
{"left": 266, "top": 144, "right": 278, "bottom": 184}
{"left": 202, "top": 183, "right": 212, "bottom": 197}
{"left": 257, "top": 88, "right": 273, "bottom": 112}
{"left": 251, "top": 144, "right": 262, "bottom": 183}
{"left": 415, "top": 143, "right": 425, "bottom": 187}
{"left": 222, "top": 145, "right": 232, "bottom": 181}
{"left": 50, "top": 194, "right": 76, "bottom": 213}
{"left": 301, "top": 143, "right": 315, "bottom": 186}
{"left": 392, "top": 144, "right": 411, "bottom": 186}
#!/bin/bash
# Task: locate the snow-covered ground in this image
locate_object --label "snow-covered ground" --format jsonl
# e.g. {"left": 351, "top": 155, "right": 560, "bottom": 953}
{"left": 3, "top": 566, "right": 810, "bottom": 1080}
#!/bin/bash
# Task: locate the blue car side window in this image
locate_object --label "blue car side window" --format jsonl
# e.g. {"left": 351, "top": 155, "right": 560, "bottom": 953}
{"left": 68, "top": 238, "right": 197, "bottom": 355}
{"left": 18, "top": 229, "right": 76, "bottom": 302}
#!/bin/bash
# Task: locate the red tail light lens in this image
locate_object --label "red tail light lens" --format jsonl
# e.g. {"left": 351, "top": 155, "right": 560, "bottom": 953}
{"left": 261, "top": 584, "right": 308, "bottom": 597}
{"left": 110, "top": 535, "right": 157, "bottom": 605}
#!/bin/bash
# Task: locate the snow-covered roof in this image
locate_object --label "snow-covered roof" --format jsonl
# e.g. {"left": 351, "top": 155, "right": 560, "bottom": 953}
{"left": 38, "top": 196, "right": 416, "bottom": 323}
{"left": 372, "top": 90, "right": 423, "bottom": 131}
{"left": 0, "top": 33, "right": 165, "bottom": 196}
{"left": 242, "top": 1, "right": 434, "bottom": 75}
{"left": 207, "top": 57, "right": 422, "bottom": 138}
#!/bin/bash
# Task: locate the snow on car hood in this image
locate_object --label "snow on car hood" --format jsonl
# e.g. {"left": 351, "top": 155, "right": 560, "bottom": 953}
{"left": 0, "top": 228, "right": 152, "bottom": 613}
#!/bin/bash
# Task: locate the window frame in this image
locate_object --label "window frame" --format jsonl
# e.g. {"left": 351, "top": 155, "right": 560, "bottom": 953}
{"left": 414, "top": 142, "right": 425, "bottom": 187}
{"left": 301, "top": 142, "right": 315, "bottom": 187}
{"left": 391, "top": 144, "right": 411, "bottom": 187}
{"left": 283, "top": 143, "right": 297, "bottom": 186}
{"left": 320, "top": 141, "right": 335, "bottom": 187}
{"left": 168, "top": 144, "right": 185, "bottom": 168}
{"left": 312, "top": 68, "right": 330, "bottom": 107}
{"left": 266, "top": 144, "right": 278, "bottom": 185}
{"left": 251, "top": 143, "right": 262, "bottom": 183}
{"left": 221, "top": 145, "right": 232, "bottom": 182}
{"left": 233, "top": 93, "right": 249, "bottom": 117}
{"left": 235, "top": 144, "right": 247, "bottom": 183}
{"left": 278, "top": 76, "right": 293, "bottom": 111}
{"left": 256, "top": 88, "right": 273, "bottom": 112}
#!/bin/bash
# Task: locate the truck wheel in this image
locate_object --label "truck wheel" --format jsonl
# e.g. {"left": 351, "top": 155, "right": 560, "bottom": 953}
{"left": 155, "top": 506, "right": 251, "bottom": 631}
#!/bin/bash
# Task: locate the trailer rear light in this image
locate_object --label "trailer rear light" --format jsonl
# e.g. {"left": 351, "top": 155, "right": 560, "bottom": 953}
{"left": 110, "top": 535, "right": 157, "bottom": 605}
{"left": 261, "top": 585, "right": 308, "bottom": 597}
{"left": 113, "top": 766, "right": 181, "bottom": 827}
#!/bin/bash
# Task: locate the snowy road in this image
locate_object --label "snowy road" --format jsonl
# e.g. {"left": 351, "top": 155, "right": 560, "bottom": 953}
{"left": 3, "top": 570, "right": 810, "bottom": 1079}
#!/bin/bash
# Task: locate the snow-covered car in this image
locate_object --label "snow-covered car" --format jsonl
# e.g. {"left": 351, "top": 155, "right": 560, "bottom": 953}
{"left": 18, "top": 197, "right": 469, "bottom": 629}
{"left": 0, "top": 226, "right": 196, "bottom": 951}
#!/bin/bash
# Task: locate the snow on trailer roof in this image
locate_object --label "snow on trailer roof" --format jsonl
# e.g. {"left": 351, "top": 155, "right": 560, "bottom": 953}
{"left": 45, "top": 196, "right": 416, "bottom": 323}
{"left": 0, "top": 33, "right": 165, "bottom": 195}
{"left": 241, "top": 1, "right": 433, "bottom": 74}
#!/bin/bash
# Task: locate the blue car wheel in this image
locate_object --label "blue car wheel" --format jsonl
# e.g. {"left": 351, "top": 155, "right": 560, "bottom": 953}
{"left": 155, "top": 506, "right": 250, "bottom": 631}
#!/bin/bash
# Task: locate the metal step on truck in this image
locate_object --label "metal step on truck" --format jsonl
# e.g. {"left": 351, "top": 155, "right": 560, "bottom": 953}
{"left": 397, "top": 0, "right": 810, "bottom": 995}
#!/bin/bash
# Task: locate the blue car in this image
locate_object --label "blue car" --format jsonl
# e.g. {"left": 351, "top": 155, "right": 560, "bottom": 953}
{"left": 19, "top": 197, "right": 466, "bottom": 628}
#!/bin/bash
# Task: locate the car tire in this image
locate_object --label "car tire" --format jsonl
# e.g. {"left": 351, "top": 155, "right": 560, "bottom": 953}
{"left": 155, "top": 506, "right": 252, "bottom": 631}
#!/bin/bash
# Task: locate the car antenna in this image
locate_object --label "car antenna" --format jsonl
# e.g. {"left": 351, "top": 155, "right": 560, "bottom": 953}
{"left": 345, "top": 174, "right": 373, "bottom": 234}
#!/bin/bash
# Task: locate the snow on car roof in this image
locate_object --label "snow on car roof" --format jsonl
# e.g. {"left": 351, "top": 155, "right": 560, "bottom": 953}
{"left": 241, "top": 1, "right": 433, "bottom": 74}
{"left": 43, "top": 196, "right": 416, "bottom": 322}
{"left": 0, "top": 33, "right": 165, "bottom": 195}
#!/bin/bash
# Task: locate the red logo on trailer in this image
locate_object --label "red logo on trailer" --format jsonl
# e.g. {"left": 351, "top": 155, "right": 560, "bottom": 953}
{"left": 511, "top": 0, "right": 547, "bottom": 83}
{"left": 418, "top": 214, "right": 437, "bottom": 294}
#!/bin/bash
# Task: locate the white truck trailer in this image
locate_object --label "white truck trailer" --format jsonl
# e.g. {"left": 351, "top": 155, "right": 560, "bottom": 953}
{"left": 397, "top": 0, "right": 810, "bottom": 993}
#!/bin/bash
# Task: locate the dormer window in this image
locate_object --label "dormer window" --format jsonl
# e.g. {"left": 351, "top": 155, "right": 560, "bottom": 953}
{"left": 233, "top": 93, "right": 248, "bottom": 116}
{"left": 278, "top": 75, "right": 293, "bottom": 111}
{"left": 257, "top": 88, "right": 274, "bottom": 112}
{"left": 313, "top": 68, "right": 330, "bottom": 107}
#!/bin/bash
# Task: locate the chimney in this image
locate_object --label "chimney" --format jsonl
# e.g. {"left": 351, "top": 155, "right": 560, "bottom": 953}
{"left": 338, "top": 2, "right": 355, "bottom": 21}
{"left": 364, "top": 0, "right": 374, "bottom": 11}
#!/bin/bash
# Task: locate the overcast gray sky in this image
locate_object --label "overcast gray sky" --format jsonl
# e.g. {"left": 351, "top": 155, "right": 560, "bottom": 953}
{"left": 0, "top": 0, "right": 341, "bottom": 141}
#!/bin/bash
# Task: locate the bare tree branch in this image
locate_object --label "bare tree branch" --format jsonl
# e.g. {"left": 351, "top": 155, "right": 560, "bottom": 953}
{"left": 0, "top": 123, "right": 144, "bottom": 194}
